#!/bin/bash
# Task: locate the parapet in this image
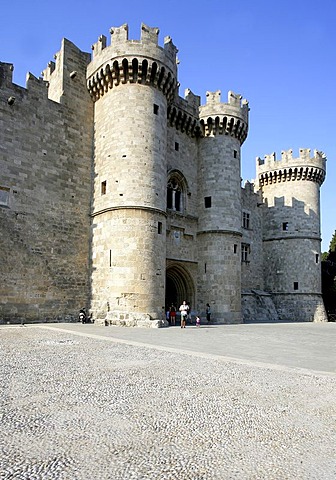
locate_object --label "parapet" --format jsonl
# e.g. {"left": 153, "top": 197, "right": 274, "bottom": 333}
{"left": 87, "top": 23, "right": 178, "bottom": 84}
{"left": 198, "top": 90, "right": 249, "bottom": 143}
{"left": 257, "top": 149, "right": 326, "bottom": 186}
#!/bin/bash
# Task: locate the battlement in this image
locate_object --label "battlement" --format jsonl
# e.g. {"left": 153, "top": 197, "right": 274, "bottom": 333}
{"left": 257, "top": 148, "right": 326, "bottom": 186}
{"left": 87, "top": 23, "right": 178, "bottom": 80}
{"left": 257, "top": 148, "right": 326, "bottom": 171}
{"left": 198, "top": 90, "right": 249, "bottom": 143}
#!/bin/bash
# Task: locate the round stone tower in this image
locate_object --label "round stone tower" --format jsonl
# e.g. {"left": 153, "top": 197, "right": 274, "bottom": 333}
{"left": 197, "top": 91, "right": 249, "bottom": 323}
{"left": 257, "top": 148, "right": 328, "bottom": 322}
{"left": 87, "top": 24, "right": 177, "bottom": 325}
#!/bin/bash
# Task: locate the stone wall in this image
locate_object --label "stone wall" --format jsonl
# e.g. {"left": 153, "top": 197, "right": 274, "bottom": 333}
{"left": 0, "top": 40, "right": 93, "bottom": 324}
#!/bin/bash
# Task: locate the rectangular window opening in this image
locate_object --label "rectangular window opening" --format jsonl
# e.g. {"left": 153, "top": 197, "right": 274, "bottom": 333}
{"left": 109, "top": 249, "right": 112, "bottom": 268}
{"left": 153, "top": 104, "right": 159, "bottom": 115}
{"left": 294, "top": 282, "right": 299, "bottom": 290}
{"left": 242, "top": 211, "right": 250, "bottom": 229}
{"left": 158, "top": 222, "right": 162, "bottom": 234}
{"left": 241, "top": 243, "right": 250, "bottom": 263}
{"left": 234, "top": 244, "right": 237, "bottom": 254}
{"left": 315, "top": 254, "right": 319, "bottom": 264}
{"left": 282, "top": 222, "right": 289, "bottom": 231}
{"left": 204, "top": 263, "right": 207, "bottom": 273}
{"left": 175, "top": 142, "right": 179, "bottom": 151}
{"left": 234, "top": 150, "right": 238, "bottom": 158}
{"left": 204, "top": 196, "right": 212, "bottom": 208}
{"left": 101, "top": 181, "right": 106, "bottom": 195}
{"left": 0, "top": 187, "right": 10, "bottom": 207}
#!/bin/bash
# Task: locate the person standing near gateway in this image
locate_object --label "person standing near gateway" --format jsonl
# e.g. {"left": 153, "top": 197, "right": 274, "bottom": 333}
{"left": 179, "top": 300, "right": 189, "bottom": 328}
{"left": 206, "top": 303, "right": 211, "bottom": 324}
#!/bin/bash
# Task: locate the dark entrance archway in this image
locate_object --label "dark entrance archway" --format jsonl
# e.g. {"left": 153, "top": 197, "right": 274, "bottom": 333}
{"left": 165, "top": 261, "right": 195, "bottom": 316}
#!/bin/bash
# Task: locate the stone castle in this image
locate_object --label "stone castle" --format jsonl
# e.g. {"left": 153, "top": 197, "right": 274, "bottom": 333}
{"left": 0, "top": 23, "right": 328, "bottom": 326}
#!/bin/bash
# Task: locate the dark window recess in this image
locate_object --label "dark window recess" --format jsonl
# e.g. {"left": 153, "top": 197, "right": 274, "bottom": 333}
{"left": 234, "top": 244, "right": 237, "bottom": 254}
{"left": 241, "top": 243, "right": 250, "bottom": 263}
{"left": 158, "top": 222, "right": 162, "bottom": 234}
{"left": 315, "top": 254, "right": 319, "bottom": 264}
{"left": 294, "top": 282, "right": 299, "bottom": 290}
{"left": 101, "top": 181, "right": 106, "bottom": 195}
{"left": 175, "top": 142, "right": 179, "bottom": 151}
{"left": 282, "top": 222, "right": 289, "bottom": 231}
{"left": 204, "top": 263, "right": 207, "bottom": 273}
{"left": 109, "top": 250, "right": 112, "bottom": 268}
{"left": 153, "top": 104, "right": 159, "bottom": 115}
{"left": 234, "top": 150, "right": 238, "bottom": 158}
{"left": 242, "top": 212, "right": 250, "bottom": 229}
{"left": 204, "top": 196, "right": 212, "bottom": 208}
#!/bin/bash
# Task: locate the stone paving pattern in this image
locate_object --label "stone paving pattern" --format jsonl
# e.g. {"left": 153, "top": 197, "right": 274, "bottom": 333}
{"left": 0, "top": 323, "right": 335, "bottom": 479}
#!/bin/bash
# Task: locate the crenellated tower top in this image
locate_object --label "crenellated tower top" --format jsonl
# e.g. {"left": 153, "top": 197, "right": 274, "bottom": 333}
{"left": 87, "top": 23, "right": 178, "bottom": 102}
{"left": 257, "top": 148, "right": 326, "bottom": 187}
{"left": 198, "top": 90, "right": 249, "bottom": 144}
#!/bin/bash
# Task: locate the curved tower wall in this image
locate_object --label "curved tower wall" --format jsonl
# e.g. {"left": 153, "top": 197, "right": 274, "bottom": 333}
{"left": 197, "top": 91, "right": 249, "bottom": 323}
{"left": 257, "top": 149, "right": 327, "bottom": 322}
{"left": 87, "top": 24, "right": 177, "bottom": 324}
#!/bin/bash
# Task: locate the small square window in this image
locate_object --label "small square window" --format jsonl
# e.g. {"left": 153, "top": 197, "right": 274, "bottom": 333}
{"left": 153, "top": 104, "right": 159, "bottom": 115}
{"left": 204, "top": 196, "right": 212, "bottom": 208}
{"left": 282, "top": 222, "right": 288, "bottom": 231}
{"left": 294, "top": 282, "right": 299, "bottom": 290}
{"left": 0, "top": 187, "right": 10, "bottom": 207}
{"left": 101, "top": 181, "right": 106, "bottom": 195}
{"left": 175, "top": 142, "right": 179, "bottom": 151}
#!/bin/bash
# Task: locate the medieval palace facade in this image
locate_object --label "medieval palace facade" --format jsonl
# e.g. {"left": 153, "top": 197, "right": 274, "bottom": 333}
{"left": 0, "top": 24, "right": 328, "bottom": 326}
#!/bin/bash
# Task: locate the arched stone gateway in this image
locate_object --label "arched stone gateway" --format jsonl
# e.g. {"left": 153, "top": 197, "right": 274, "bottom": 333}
{"left": 165, "top": 261, "right": 196, "bottom": 316}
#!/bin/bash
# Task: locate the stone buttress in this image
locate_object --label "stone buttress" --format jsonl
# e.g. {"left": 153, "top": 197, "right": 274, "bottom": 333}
{"left": 257, "top": 148, "right": 328, "bottom": 322}
{"left": 87, "top": 24, "right": 178, "bottom": 325}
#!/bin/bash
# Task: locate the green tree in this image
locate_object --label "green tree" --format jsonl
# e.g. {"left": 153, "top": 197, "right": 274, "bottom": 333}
{"left": 322, "top": 230, "right": 336, "bottom": 319}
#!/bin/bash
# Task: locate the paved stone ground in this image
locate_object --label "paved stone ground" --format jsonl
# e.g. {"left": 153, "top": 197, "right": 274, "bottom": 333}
{"left": 0, "top": 322, "right": 335, "bottom": 480}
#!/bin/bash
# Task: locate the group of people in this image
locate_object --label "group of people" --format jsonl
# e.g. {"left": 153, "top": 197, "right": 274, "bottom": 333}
{"left": 166, "top": 301, "right": 211, "bottom": 328}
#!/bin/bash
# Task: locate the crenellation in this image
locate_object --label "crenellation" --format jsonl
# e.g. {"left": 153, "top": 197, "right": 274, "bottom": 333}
{"left": 140, "top": 23, "right": 159, "bottom": 45}
{"left": 91, "top": 35, "right": 107, "bottom": 59}
{"left": 0, "top": 62, "right": 14, "bottom": 87}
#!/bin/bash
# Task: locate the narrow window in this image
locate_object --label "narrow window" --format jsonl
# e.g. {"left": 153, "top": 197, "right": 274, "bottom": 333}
{"left": 204, "top": 263, "right": 207, "bottom": 273}
{"left": 234, "top": 150, "right": 238, "bottom": 158}
{"left": 109, "top": 250, "right": 112, "bottom": 267}
{"left": 101, "top": 181, "right": 106, "bottom": 195}
{"left": 204, "top": 196, "right": 212, "bottom": 208}
{"left": 153, "top": 104, "right": 159, "bottom": 115}
{"left": 294, "top": 282, "right": 299, "bottom": 290}
{"left": 242, "top": 211, "right": 250, "bottom": 229}
{"left": 234, "top": 244, "right": 237, "bottom": 254}
{"left": 241, "top": 243, "right": 250, "bottom": 263}
{"left": 175, "top": 142, "right": 179, "bottom": 151}
{"left": 282, "top": 222, "right": 288, "bottom": 231}
{"left": 315, "top": 254, "right": 319, "bottom": 264}
{"left": 158, "top": 222, "right": 162, "bottom": 234}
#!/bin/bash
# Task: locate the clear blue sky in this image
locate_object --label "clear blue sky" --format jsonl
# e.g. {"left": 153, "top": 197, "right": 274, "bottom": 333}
{"left": 1, "top": 0, "right": 335, "bottom": 251}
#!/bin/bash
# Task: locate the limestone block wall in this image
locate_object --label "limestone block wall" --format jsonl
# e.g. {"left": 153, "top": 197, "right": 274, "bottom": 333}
{"left": 0, "top": 41, "right": 93, "bottom": 323}
{"left": 241, "top": 182, "right": 264, "bottom": 290}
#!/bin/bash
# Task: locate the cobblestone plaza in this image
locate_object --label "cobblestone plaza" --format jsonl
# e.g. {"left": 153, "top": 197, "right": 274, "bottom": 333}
{"left": 1, "top": 322, "right": 335, "bottom": 479}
